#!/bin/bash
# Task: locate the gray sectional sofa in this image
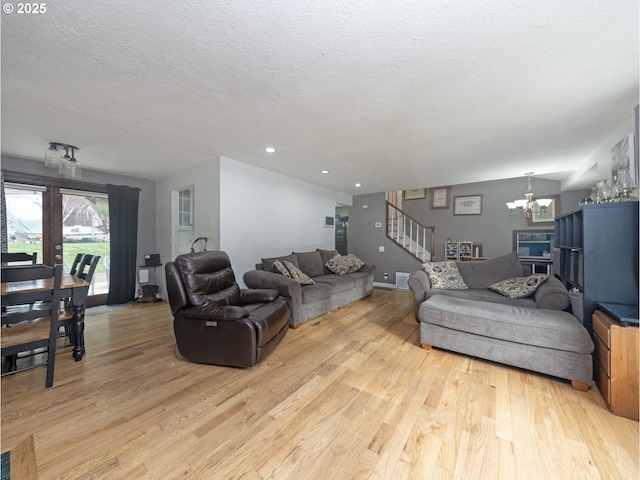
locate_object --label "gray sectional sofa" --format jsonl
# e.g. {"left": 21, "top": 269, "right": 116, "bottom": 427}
{"left": 244, "top": 249, "right": 375, "bottom": 328}
{"left": 408, "top": 252, "right": 594, "bottom": 389}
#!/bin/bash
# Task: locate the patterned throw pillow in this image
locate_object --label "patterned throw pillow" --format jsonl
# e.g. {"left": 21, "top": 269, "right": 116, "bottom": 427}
{"left": 422, "top": 261, "right": 468, "bottom": 289}
{"left": 272, "top": 259, "right": 291, "bottom": 277}
{"left": 344, "top": 254, "right": 364, "bottom": 273}
{"left": 488, "top": 274, "right": 549, "bottom": 299}
{"left": 326, "top": 254, "right": 365, "bottom": 275}
{"left": 325, "top": 254, "right": 351, "bottom": 275}
{"left": 283, "top": 260, "right": 315, "bottom": 285}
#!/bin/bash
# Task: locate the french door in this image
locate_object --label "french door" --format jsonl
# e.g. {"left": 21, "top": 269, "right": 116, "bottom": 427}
{"left": 4, "top": 172, "right": 110, "bottom": 306}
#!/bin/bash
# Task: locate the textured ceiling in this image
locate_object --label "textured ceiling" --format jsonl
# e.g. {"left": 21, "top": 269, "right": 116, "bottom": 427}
{"left": 1, "top": 0, "right": 638, "bottom": 194}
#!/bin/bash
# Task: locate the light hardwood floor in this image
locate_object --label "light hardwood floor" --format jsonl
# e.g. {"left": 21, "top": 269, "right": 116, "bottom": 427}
{"left": 1, "top": 288, "right": 638, "bottom": 479}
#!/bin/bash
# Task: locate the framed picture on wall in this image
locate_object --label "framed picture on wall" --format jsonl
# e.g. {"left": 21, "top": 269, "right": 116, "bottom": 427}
{"left": 453, "top": 195, "right": 482, "bottom": 215}
{"left": 431, "top": 187, "right": 450, "bottom": 209}
{"left": 403, "top": 188, "right": 426, "bottom": 200}
{"left": 527, "top": 195, "right": 560, "bottom": 226}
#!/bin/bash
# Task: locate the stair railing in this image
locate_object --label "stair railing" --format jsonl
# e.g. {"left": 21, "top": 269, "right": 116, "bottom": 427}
{"left": 386, "top": 201, "right": 435, "bottom": 263}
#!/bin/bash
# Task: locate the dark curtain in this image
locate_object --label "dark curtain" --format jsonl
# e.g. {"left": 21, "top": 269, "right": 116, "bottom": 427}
{"left": 107, "top": 184, "right": 141, "bottom": 304}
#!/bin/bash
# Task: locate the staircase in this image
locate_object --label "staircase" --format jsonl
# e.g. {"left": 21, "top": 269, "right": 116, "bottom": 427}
{"left": 386, "top": 201, "right": 435, "bottom": 263}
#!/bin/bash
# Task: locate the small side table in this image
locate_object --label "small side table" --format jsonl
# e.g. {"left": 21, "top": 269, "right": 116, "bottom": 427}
{"left": 592, "top": 307, "right": 639, "bottom": 420}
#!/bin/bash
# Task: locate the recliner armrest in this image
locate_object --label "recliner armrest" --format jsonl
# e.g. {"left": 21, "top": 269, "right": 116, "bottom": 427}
{"left": 240, "top": 288, "right": 279, "bottom": 304}
{"left": 181, "top": 305, "right": 249, "bottom": 321}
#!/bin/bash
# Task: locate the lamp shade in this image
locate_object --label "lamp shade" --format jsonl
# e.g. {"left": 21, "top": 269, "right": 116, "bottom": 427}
{"left": 44, "top": 145, "right": 60, "bottom": 168}
{"left": 64, "top": 160, "right": 82, "bottom": 179}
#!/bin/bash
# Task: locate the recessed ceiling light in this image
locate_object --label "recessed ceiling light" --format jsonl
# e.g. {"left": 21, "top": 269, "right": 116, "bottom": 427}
{"left": 265, "top": 147, "right": 276, "bottom": 153}
{"left": 321, "top": 170, "right": 330, "bottom": 174}
{"left": 354, "top": 183, "right": 362, "bottom": 188}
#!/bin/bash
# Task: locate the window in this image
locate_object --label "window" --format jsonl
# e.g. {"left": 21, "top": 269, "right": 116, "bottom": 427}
{"left": 178, "top": 187, "right": 193, "bottom": 228}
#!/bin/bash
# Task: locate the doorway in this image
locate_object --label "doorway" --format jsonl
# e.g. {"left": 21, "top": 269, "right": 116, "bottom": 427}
{"left": 4, "top": 180, "right": 110, "bottom": 305}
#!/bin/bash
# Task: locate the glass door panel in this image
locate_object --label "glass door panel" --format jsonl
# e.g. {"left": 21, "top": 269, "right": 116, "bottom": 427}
{"left": 4, "top": 185, "right": 44, "bottom": 263}
{"left": 61, "top": 190, "right": 110, "bottom": 295}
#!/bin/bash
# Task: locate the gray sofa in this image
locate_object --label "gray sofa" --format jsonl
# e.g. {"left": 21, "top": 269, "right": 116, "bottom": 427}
{"left": 408, "top": 252, "right": 594, "bottom": 389}
{"left": 243, "top": 249, "right": 375, "bottom": 328}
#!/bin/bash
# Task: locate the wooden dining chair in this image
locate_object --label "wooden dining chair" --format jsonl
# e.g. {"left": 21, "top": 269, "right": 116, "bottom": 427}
{"left": 59, "top": 254, "right": 100, "bottom": 345}
{"left": 69, "top": 253, "right": 86, "bottom": 276}
{"left": 1, "top": 252, "right": 38, "bottom": 265}
{"left": 1, "top": 264, "right": 63, "bottom": 388}
{"left": 2, "top": 265, "right": 51, "bottom": 283}
{"left": 73, "top": 254, "right": 101, "bottom": 283}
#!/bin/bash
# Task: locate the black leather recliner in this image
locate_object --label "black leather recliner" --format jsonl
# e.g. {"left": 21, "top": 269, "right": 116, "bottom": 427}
{"left": 165, "top": 251, "right": 290, "bottom": 367}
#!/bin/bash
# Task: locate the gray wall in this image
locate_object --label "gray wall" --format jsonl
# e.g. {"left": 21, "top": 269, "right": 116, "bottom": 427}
{"left": 349, "top": 176, "right": 590, "bottom": 285}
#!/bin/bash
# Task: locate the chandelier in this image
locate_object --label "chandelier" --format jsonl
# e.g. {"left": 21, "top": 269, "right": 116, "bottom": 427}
{"left": 506, "top": 172, "right": 552, "bottom": 219}
{"left": 44, "top": 142, "right": 82, "bottom": 180}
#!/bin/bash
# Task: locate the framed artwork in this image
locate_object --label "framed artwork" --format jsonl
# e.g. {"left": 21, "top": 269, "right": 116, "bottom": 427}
{"left": 431, "top": 187, "right": 450, "bottom": 209}
{"left": 403, "top": 188, "right": 426, "bottom": 200}
{"left": 527, "top": 195, "right": 560, "bottom": 226}
{"left": 611, "top": 133, "right": 637, "bottom": 188}
{"left": 453, "top": 195, "right": 482, "bottom": 215}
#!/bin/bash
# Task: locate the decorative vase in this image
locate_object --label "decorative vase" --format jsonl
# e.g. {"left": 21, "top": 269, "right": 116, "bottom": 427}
{"left": 596, "top": 179, "right": 612, "bottom": 203}
{"left": 614, "top": 168, "right": 638, "bottom": 201}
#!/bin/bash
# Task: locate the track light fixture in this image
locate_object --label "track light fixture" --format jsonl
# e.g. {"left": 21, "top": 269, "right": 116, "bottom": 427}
{"left": 44, "top": 142, "right": 82, "bottom": 180}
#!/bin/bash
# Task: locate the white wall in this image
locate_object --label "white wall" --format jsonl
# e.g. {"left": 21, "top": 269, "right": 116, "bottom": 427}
{"left": 156, "top": 157, "right": 221, "bottom": 280}
{"left": 219, "top": 156, "right": 351, "bottom": 286}
{"left": 564, "top": 115, "right": 637, "bottom": 194}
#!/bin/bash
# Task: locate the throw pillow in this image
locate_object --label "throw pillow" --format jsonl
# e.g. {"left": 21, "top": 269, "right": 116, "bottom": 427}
{"left": 272, "top": 259, "right": 291, "bottom": 277}
{"left": 422, "top": 262, "right": 468, "bottom": 289}
{"left": 283, "top": 260, "right": 315, "bottom": 285}
{"left": 488, "top": 274, "right": 549, "bottom": 299}
{"left": 326, "top": 254, "right": 350, "bottom": 275}
{"left": 344, "top": 254, "right": 364, "bottom": 273}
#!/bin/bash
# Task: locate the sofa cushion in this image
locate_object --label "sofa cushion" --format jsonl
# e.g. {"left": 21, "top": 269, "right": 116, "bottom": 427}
{"left": 422, "top": 261, "right": 468, "bottom": 289}
{"left": 425, "top": 287, "right": 537, "bottom": 308}
{"left": 283, "top": 260, "right": 315, "bottom": 285}
{"left": 345, "top": 271, "right": 371, "bottom": 287}
{"left": 272, "top": 259, "right": 292, "bottom": 277}
{"left": 313, "top": 274, "right": 355, "bottom": 293}
{"left": 294, "top": 251, "right": 325, "bottom": 278}
{"left": 420, "top": 295, "right": 594, "bottom": 354}
{"left": 261, "top": 254, "right": 298, "bottom": 273}
{"left": 456, "top": 252, "right": 524, "bottom": 289}
{"left": 488, "top": 274, "right": 549, "bottom": 299}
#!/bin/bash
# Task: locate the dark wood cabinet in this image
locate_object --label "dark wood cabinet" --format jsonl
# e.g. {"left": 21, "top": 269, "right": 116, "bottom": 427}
{"left": 555, "top": 202, "right": 639, "bottom": 332}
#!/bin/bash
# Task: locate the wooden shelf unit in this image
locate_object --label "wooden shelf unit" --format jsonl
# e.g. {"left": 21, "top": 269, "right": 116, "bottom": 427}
{"left": 554, "top": 202, "right": 639, "bottom": 332}
{"left": 592, "top": 309, "right": 639, "bottom": 420}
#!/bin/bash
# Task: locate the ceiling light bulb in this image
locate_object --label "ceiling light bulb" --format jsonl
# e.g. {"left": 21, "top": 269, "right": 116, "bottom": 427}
{"left": 265, "top": 147, "right": 276, "bottom": 153}
{"left": 321, "top": 170, "right": 330, "bottom": 174}
{"left": 354, "top": 183, "right": 362, "bottom": 188}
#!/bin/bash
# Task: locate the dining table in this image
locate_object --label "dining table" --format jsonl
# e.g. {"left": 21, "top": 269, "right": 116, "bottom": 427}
{"left": 1, "top": 271, "right": 91, "bottom": 361}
